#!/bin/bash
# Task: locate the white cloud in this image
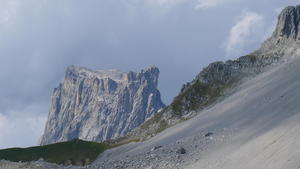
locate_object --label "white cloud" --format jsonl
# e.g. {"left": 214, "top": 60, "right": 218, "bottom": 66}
{"left": 195, "top": 0, "right": 236, "bottom": 10}
{"left": 144, "top": 0, "right": 185, "bottom": 6}
{"left": 195, "top": 0, "right": 219, "bottom": 9}
{"left": 143, "top": 0, "right": 230, "bottom": 10}
{"left": 225, "top": 11, "right": 265, "bottom": 57}
{"left": 0, "top": 105, "right": 47, "bottom": 149}
{"left": 141, "top": 0, "right": 189, "bottom": 15}
{"left": 0, "top": 0, "right": 19, "bottom": 25}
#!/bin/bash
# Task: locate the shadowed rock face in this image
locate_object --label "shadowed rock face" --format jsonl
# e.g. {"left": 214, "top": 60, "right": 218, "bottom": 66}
{"left": 260, "top": 5, "right": 300, "bottom": 54}
{"left": 273, "top": 5, "right": 300, "bottom": 40}
{"left": 40, "top": 66, "right": 165, "bottom": 145}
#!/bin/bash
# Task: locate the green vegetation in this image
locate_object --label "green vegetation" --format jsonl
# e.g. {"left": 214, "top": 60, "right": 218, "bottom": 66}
{"left": 139, "top": 112, "right": 169, "bottom": 136}
{"left": 156, "top": 119, "right": 168, "bottom": 134}
{"left": 0, "top": 139, "right": 109, "bottom": 166}
{"left": 171, "top": 80, "right": 235, "bottom": 115}
{"left": 140, "top": 112, "right": 163, "bottom": 131}
{"left": 106, "top": 137, "right": 140, "bottom": 149}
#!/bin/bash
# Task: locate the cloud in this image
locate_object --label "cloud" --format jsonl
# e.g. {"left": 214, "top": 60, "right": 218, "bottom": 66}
{"left": 0, "top": 104, "right": 47, "bottom": 149}
{"left": 141, "top": 0, "right": 191, "bottom": 16}
{"left": 144, "top": 0, "right": 184, "bottom": 6}
{"left": 0, "top": 0, "right": 19, "bottom": 25}
{"left": 195, "top": 0, "right": 219, "bottom": 9}
{"left": 195, "top": 0, "right": 236, "bottom": 10}
{"left": 225, "top": 11, "right": 265, "bottom": 57}
{"left": 145, "top": 0, "right": 236, "bottom": 10}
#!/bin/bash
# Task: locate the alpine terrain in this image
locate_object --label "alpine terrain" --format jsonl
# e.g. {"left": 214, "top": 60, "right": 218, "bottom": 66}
{"left": 1, "top": 4, "right": 300, "bottom": 169}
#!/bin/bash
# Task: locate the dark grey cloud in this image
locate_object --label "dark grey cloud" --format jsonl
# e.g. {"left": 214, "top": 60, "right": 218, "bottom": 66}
{"left": 0, "top": 0, "right": 298, "bottom": 148}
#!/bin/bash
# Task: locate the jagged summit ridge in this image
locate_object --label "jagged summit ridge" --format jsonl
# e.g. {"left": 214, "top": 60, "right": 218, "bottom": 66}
{"left": 65, "top": 65, "right": 159, "bottom": 83}
{"left": 259, "top": 5, "right": 300, "bottom": 56}
{"left": 66, "top": 65, "right": 127, "bottom": 82}
{"left": 273, "top": 5, "right": 300, "bottom": 40}
{"left": 40, "top": 65, "right": 165, "bottom": 145}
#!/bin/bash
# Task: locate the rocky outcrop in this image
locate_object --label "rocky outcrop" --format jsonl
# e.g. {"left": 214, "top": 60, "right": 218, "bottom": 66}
{"left": 40, "top": 66, "right": 165, "bottom": 145}
{"left": 273, "top": 5, "right": 300, "bottom": 40}
{"left": 259, "top": 5, "right": 300, "bottom": 55}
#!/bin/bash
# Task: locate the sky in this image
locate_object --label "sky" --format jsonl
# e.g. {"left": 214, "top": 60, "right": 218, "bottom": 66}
{"left": 0, "top": 0, "right": 298, "bottom": 149}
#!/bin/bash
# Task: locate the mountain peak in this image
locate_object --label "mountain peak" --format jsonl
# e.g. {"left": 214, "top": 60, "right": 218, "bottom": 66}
{"left": 65, "top": 65, "right": 127, "bottom": 82}
{"left": 41, "top": 65, "right": 165, "bottom": 145}
{"left": 273, "top": 5, "right": 300, "bottom": 40}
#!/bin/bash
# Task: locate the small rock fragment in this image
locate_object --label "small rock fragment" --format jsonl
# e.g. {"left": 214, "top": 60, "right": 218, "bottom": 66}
{"left": 151, "top": 145, "right": 162, "bottom": 151}
{"left": 205, "top": 132, "right": 213, "bottom": 137}
{"left": 176, "top": 147, "right": 186, "bottom": 154}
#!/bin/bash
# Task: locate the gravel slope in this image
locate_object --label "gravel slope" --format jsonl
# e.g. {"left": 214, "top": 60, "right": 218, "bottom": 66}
{"left": 86, "top": 56, "right": 300, "bottom": 169}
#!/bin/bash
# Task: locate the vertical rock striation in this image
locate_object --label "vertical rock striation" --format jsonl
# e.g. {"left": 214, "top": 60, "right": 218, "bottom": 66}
{"left": 260, "top": 5, "right": 300, "bottom": 55}
{"left": 40, "top": 66, "right": 165, "bottom": 145}
{"left": 273, "top": 5, "right": 300, "bottom": 40}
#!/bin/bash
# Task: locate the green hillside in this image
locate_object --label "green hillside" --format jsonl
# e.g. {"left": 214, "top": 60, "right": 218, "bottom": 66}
{"left": 0, "top": 139, "right": 109, "bottom": 166}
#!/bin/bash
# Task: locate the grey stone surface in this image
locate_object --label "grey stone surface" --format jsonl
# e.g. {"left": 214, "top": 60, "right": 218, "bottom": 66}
{"left": 40, "top": 66, "right": 165, "bottom": 145}
{"left": 273, "top": 5, "right": 300, "bottom": 41}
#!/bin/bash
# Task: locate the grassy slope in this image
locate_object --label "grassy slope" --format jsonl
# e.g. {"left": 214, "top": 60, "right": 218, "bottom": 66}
{"left": 0, "top": 139, "right": 109, "bottom": 166}
{"left": 171, "top": 80, "right": 236, "bottom": 115}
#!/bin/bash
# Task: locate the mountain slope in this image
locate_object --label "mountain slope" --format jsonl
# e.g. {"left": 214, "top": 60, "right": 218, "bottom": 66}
{"left": 41, "top": 66, "right": 165, "bottom": 145}
{"left": 86, "top": 5, "right": 300, "bottom": 169}
{"left": 122, "top": 5, "right": 300, "bottom": 143}
{"left": 92, "top": 49, "right": 300, "bottom": 169}
{"left": 1, "top": 5, "right": 300, "bottom": 169}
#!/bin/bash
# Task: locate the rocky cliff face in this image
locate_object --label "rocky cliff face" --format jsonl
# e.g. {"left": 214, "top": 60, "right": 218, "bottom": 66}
{"left": 259, "top": 5, "right": 300, "bottom": 56}
{"left": 124, "top": 5, "right": 300, "bottom": 141}
{"left": 273, "top": 5, "right": 300, "bottom": 41}
{"left": 40, "top": 66, "right": 165, "bottom": 145}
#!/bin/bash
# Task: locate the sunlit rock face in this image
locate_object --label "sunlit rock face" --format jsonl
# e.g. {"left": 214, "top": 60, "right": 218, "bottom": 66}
{"left": 40, "top": 66, "right": 165, "bottom": 145}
